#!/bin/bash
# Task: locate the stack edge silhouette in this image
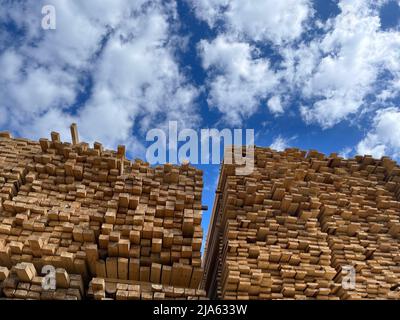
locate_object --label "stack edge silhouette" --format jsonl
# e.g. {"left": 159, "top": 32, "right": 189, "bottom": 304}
{"left": 203, "top": 146, "right": 400, "bottom": 299}
{"left": 0, "top": 127, "right": 206, "bottom": 300}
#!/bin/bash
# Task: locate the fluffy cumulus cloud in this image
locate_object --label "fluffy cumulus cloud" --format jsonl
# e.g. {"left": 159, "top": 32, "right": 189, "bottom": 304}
{"left": 339, "top": 147, "right": 353, "bottom": 159}
{"left": 0, "top": 0, "right": 198, "bottom": 154}
{"left": 356, "top": 107, "right": 400, "bottom": 158}
{"left": 297, "top": 0, "right": 400, "bottom": 128}
{"left": 267, "top": 95, "right": 284, "bottom": 115}
{"left": 198, "top": 35, "right": 278, "bottom": 124}
{"left": 270, "top": 135, "right": 290, "bottom": 152}
{"left": 192, "top": 0, "right": 312, "bottom": 124}
{"left": 189, "top": 0, "right": 312, "bottom": 44}
{"left": 192, "top": 0, "right": 400, "bottom": 141}
{"left": 2, "top": 0, "right": 400, "bottom": 162}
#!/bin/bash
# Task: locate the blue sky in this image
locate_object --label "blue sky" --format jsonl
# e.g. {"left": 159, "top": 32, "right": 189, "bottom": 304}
{"left": 1, "top": 0, "right": 400, "bottom": 243}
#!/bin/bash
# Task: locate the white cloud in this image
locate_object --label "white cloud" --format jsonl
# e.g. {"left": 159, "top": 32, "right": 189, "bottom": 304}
{"left": 356, "top": 107, "right": 400, "bottom": 159}
{"left": 356, "top": 135, "right": 386, "bottom": 158}
{"left": 187, "top": 0, "right": 229, "bottom": 27}
{"left": 199, "top": 35, "right": 278, "bottom": 124}
{"left": 20, "top": 109, "right": 75, "bottom": 142}
{"left": 191, "top": 0, "right": 400, "bottom": 131}
{"left": 0, "top": 0, "right": 198, "bottom": 156}
{"left": 292, "top": 0, "right": 400, "bottom": 128}
{"left": 339, "top": 147, "right": 353, "bottom": 159}
{"left": 189, "top": 0, "right": 312, "bottom": 44}
{"left": 267, "top": 95, "right": 284, "bottom": 115}
{"left": 270, "top": 135, "right": 290, "bottom": 152}
{"left": 2, "top": 0, "right": 400, "bottom": 165}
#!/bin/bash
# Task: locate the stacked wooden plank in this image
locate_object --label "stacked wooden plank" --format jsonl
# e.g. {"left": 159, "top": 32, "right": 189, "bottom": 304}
{"left": 87, "top": 277, "right": 206, "bottom": 300}
{"left": 318, "top": 155, "right": 400, "bottom": 299}
{"left": 0, "top": 127, "right": 205, "bottom": 300}
{"left": 203, "top": 147, "right": 400, "bottom": 300}
{"left": 0, "top": 263, "right": 83, "bottom": 300}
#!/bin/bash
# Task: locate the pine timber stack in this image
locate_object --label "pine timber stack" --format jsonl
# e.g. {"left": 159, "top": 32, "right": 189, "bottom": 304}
{"left": 87, "top": 277, "right": 206, "bottom": 300}
{"left": 203, "top": 146, "right": 400, "bottom": 300}
{"left": 0, "top": 127, "right": 205, "bottom": 300}
{"left": 0, "top": 263, "right": 84, "bottom": 300}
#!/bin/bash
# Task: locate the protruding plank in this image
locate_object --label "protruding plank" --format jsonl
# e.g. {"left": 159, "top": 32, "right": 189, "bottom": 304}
{"left": 0, "top": 131, "right": 12, "bottom": 138}
{"left": 70, "top": 123, "right": 79, "bottom": 145}
{"left": 51, "top": 131, "right": 61, "bottom": 143}
{"left": 106, "top": 257, "right": 118, "bottom": 279}
{"left": 117, "top": 145, "right": 126, "bottom": 158}
{"left": 56, "top": 268, "right": 70, "bottom": 288}
{"left": 150, "top": 263, "right": 162, "bottom": 284}
{"left": 118, "top": 258, "right": 128, "bottom": 280}
{"left": 161, "top": 265, "right": 172, "bottom": 286}
{"left": 0, "top": 266, "right": 9, "bottom": 281}
{"left": 15, "top": 262, "right": 36, "bottom": 282}
{"left": 128, "top": 259, "right": 140, "bottom": 281}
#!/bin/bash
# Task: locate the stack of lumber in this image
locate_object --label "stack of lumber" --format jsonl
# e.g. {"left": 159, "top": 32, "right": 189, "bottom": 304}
{"left": 203, "top": 147, "right": 400, "bottom": 300}
{"left": 0, "top": 126, "right": 205, "bottom": 300}
{"left": 87, "top": 277, "right": 207, "bottom": 300}
{"left": 0, "top": 263, "right": 83, "bottom": 300}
